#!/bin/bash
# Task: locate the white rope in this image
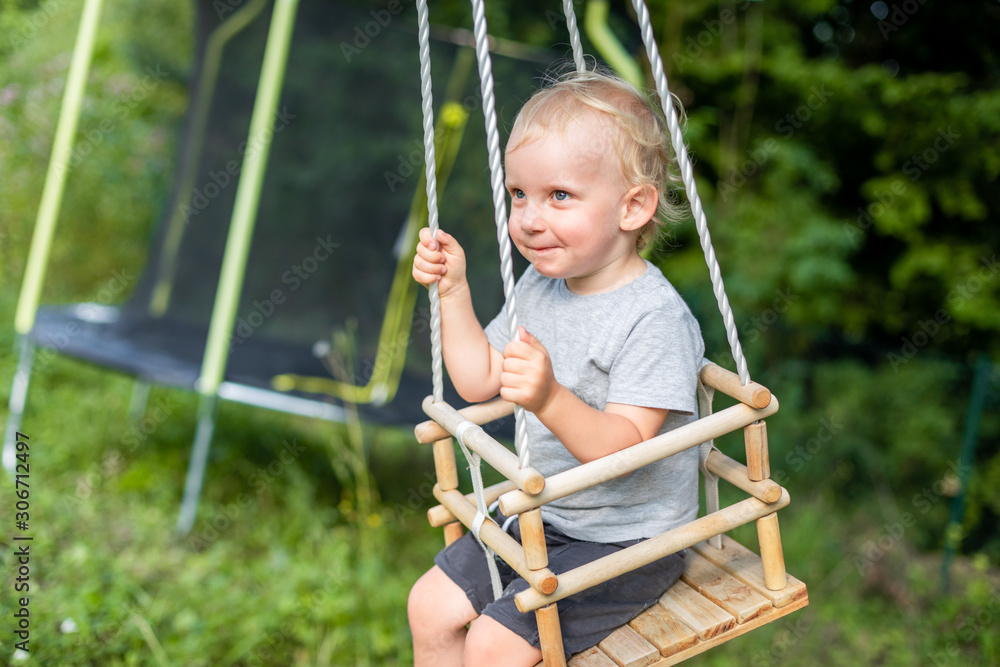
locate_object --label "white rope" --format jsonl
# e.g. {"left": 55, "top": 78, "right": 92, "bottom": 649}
{"left": 697, "top": 374, "right": 722, "bottom": 550}
{"left": 562, "top": 0, "right": 586, "bottom": 73}
{"left": 415, "top": 0, "right": 444, "bottom": 403}
{"left": 455, "top": 421, "right": 504, "bottom": 600}
{"left": 630, "top": 0, "right": 752, "bottom": 386}
{"left": 468, "top": 0, "right": 530, "bottom": 468}
{"left": 416, "top": 0, "right": 502, "bottom": 600}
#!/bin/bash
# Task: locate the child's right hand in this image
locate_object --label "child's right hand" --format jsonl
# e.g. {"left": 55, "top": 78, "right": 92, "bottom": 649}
{"left": 412, "top": 228, "right": 468, "bottom": 299}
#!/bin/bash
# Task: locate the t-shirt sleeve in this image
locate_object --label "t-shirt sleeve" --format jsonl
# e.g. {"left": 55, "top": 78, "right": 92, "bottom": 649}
{"left": 483, "top": 269, "right": 533, "bottom": 352}
{"left": 483, "top": 307, "right": 509, "bottom": 353}
{"left": 606, "top": 300, "right": 704, "bottom": 415}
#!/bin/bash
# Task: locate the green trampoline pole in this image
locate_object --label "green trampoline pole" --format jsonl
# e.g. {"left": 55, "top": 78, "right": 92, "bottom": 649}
{"left": 584, "top": 0, "right": 643, "bottom": 89}
{"left": 13, "top": 0, "right": 105, "bottom": 337}
{"left": 939, "top": 355, "right": 992, "bottom": 594}
{"left": 175, "top": 0, "right": 300, "bottom": 536}
{"left": 4, "top": 0, "right": 104, "bottom": 472}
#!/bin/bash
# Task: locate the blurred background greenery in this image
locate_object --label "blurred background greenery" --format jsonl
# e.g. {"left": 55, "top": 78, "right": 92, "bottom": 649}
{"left": 1, "top": 0, "right": 998, "bottom": 665}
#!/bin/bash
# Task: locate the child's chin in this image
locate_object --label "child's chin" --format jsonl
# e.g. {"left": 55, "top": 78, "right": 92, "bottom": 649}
{"left": 531, "top": 264, "right": 568, "bottom": 280}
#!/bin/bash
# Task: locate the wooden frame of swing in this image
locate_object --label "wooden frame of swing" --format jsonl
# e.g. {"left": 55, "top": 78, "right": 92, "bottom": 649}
{"left": 414, "top": 362, "right": 807, "bottom": 665}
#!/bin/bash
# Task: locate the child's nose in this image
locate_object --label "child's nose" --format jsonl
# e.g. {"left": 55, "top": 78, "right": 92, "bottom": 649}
{"left": 516, "top": 202, "right": 544, "bottom": 232}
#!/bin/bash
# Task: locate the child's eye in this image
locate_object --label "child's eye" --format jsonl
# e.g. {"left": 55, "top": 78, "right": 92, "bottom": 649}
{"left": 512, "top": 189, "right": 525, "bottom": 199}
{"left": 553, "top": 191, "right": 570, "bottom": 201}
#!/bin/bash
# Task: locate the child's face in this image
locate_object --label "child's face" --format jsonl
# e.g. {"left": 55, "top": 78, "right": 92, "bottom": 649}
{"left": 505, "top": 113, "right": 641, "bottom": 294}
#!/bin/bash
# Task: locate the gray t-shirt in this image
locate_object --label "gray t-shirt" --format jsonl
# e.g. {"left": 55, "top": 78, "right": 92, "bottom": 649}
{"left": 484, "top": 261, "right": 705, "bottom": 543}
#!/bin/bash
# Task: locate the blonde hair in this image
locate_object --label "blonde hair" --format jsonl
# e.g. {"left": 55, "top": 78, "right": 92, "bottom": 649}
{"left": 507, "top": 66, "right": 686, "bottom": 249}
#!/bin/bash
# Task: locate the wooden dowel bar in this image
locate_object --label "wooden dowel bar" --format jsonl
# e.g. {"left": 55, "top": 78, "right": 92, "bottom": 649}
{"left": 434, "top": 485, "right": 558, "bottom": 595}
{"left": 423, "top": 397, "right": 545, "bottom": 495}
{"left": 705, "top": 449, "right": 782, "bottom": 504}
{"left": 427, "top": 480, "right": 518, "bottom": 527}
{"left": 414, "top": 396, "right": 516, "bottom": 444}
{"left": 520, "top": 508, "right": 548, "bottom": 570}
{"left": 515, "top": 490, "right": 790, "bottom": 613}
{"left": 499, "top": 398, "right": 779, "bottom": 517}
{"left": 536, "top": 603, "right": 566, "bottom": 667}
{"left": 744, "top": 420, "right": 770, "bottom": 482}
{"left": 700, "top": 363, "right": 772, "bottom": 409}
{"left": 756, "top": 512, "right": 788, "bottom": 591}
{"left": 432, "top": 438, "right": 459, "bottom": 491}
{"left": 443, "top": 521, "right": 464, "bottom": 546}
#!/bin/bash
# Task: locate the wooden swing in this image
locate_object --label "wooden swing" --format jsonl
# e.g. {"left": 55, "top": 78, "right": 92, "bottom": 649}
{"left": 410, "top": 0, "right": 808, "bottom": 664}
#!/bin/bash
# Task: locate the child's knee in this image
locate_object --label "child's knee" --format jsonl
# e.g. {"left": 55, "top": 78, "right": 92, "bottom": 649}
{"left": 408, "top": 566, "right": 476, "bottom": 634}
{"left": 407, "top": 570, "right": 437, "bottom": 623}
{"left": 465, "top": 616, "right": 540, "bottom": 667}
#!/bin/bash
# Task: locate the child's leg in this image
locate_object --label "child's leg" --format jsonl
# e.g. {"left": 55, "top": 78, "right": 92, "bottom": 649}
{"left": 408, "top": 565, "right": 477, "bottom": 667}
{"left": 465, "top": 614, "right": 543, "bottom": 667}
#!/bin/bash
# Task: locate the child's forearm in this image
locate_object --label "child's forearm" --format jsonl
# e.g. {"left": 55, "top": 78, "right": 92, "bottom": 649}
{"left": 533, "top": 386, "right": 656, "bottom": 463}
{"left": 438, "top": 284, "right": 502, "bottom": 403}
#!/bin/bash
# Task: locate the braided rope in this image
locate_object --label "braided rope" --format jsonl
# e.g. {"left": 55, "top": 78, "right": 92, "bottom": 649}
{"left": 630, "top": 0, "right": 751, "bottom": 385}
{"left": 468, "top": 0, "right": 530, "bottom": 467}
{"left": 415, "top": 0, "right": 444, "bottom": 403}
{"left": 562, "top": 0, "right": 586, "bottom": 73}
{"left": 417, "top": 0, "right": 503, "bottom": 601}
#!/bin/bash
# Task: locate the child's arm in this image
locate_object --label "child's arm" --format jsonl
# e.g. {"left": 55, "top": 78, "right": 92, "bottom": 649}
{"left": 412, "top": 228, "right": 504, "bottom": 402}
{"left": 500, "top": 327, "right": 668, "bottom": 463}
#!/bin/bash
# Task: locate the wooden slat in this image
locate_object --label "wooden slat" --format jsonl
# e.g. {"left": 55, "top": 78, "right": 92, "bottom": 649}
{"left": 515, "top": 491, "right": 790, "bottom": 613}
{"left": 691, "top": 536, "right": 807, "bottom": 608}
{"left": 756, "top": 513, "right": 788, "bottom": 591}
{"left": 681, "top": 551, "right": 772, "bottom": 624}
{"left": 537, "top": 603, "right": 566, "bottom": 667}
{"left": 499, "top": 399, "right": 780, "bottom": 516}
{"left": 414, "top": 396, "right": 516, "bottom": 443}
{"left": 568, "top": 647, "right": 618, "bottom": 667}
{"left": 597, "top": 626, "right": 659, "bottom": 667}
{"left": 651, "top": 594, "right": 810, "bottom": 666}
{"left": 699, "top": 363, "right": 772, "bottom": 409}
{"left": 744, "top": 421, "right": 770, "bottom": 481}
{"left": 656, "top": 580, "right": 734, "bottom": 640}
{"left": 628, "top": 604, "right": 697, "bottom": 658}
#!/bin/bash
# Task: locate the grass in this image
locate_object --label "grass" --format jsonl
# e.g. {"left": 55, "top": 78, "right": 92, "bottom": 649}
{"left": 2, "top": 297, "right": 998, "bottom": 665}
{"left": 0, "top": 286, "right": 443, "bottom": 665}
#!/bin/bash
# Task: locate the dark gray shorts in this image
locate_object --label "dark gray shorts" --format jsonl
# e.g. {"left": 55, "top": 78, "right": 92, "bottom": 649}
{"left": 434, "top": 516, "right": 686, "bottom": 658}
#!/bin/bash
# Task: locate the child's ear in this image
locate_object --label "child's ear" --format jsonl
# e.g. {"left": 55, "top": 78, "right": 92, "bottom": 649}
{"left": 620, "top": 184, "right": 659, "bottom": 232}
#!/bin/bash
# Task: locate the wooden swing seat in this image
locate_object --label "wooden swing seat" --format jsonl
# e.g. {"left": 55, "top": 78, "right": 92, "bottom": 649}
{"left": 567, "top": 535, "right": 808, "bottom": 667}
{"left": 415, "top": 363, "right": 808, "bottom": 666}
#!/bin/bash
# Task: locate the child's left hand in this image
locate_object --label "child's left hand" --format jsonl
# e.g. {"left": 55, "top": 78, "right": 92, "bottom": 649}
{"left": 500, "top": 326, "right": 558, "bottom": 414}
